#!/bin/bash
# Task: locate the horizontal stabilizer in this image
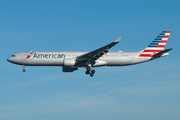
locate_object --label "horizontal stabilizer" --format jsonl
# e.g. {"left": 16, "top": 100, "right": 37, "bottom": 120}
{"left": 152, "top": 48, "right": 173, "bottom": 58}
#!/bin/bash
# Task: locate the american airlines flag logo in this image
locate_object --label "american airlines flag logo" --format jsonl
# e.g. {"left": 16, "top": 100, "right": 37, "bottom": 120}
{"left": 139, "top": 31, "right": 171, "bottom": 57}
{"left": 26, "top": 52, "right": 33, "bottom": 58}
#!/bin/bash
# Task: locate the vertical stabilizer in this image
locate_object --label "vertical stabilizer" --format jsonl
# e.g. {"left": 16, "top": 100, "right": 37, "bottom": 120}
{"left": 143, "top": 31, "right": 171, "bottom": 52}
{"left": 139, "top": 31, "right": 171, "bottom": 57}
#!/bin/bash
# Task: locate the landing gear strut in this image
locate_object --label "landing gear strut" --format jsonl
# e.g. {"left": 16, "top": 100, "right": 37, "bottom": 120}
{"left": 22, "top": 65, "right": 26, "bottom": 72}
{"left": 85, "top": 67, "right": 95, "bottom": 77}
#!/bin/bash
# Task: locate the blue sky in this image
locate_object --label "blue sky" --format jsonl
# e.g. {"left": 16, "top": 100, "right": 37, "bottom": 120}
{"left": 1, "top": 0, "right": 180, "bottom": 120}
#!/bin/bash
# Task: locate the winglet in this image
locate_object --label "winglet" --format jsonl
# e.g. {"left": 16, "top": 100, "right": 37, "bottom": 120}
{"left": 114, "top": 37, "right": 122, "bottom": 43}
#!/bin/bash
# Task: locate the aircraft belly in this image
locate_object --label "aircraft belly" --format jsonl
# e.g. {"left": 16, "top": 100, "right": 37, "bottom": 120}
{"left": 132, "top": 57, "right": 151, "bottom": 64}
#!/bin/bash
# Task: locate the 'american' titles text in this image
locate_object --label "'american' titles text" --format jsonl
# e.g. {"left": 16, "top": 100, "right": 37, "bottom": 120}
{"left": 33, "top": 53, "right": 65, "bottom": 59}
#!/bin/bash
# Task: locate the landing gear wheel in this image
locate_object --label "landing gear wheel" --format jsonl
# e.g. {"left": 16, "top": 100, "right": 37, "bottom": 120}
{"left": 23, "top": 69, "right": 26, "bottom": 72}
{"left": 85, "top": 70, "right": 90, "bottom": 74}
{"left": 91, "top": 69, "right": 95, "bottom": 74}
{"left": 85, "top": 65, "right": 95, "bottom": 77}
{"left": 90, "top": 73, "right": 94, "bottom": 77}
{"left": 22, "top": 65, "right": 26, "bottom": 72}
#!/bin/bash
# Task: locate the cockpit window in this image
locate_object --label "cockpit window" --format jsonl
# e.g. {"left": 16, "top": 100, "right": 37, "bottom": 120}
{"left": 11, "top": 55, "right": 16, "bottom": 57}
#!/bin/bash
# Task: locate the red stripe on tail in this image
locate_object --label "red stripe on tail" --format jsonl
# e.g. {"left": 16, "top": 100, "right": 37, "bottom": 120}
{"left": 163, "top": 35, "right": 169, "bottom": 38}
{"left": 160, "top": 40, "right": 167, "bottom": 43}
{"left": 157, "top": 45, "right": 165, "bottom": 48}
{"left": 143, "top": 50, "right": 163, "bottom": 52}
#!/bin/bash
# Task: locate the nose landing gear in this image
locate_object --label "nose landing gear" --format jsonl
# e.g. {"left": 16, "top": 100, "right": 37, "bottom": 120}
{"left": 22, "top": 65, "right": 26, "bottom": 72}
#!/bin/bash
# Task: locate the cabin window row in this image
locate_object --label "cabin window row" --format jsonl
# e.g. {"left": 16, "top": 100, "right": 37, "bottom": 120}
{"left": 64, "top": 55, "right": 134, "bottom": 57}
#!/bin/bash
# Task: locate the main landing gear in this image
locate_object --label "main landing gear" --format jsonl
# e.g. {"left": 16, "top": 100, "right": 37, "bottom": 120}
{"left": 85, "top": 67, "right": 95, "bottom": 77}
{"left": 22, "top": 65, "right": 26, "bottom": 72}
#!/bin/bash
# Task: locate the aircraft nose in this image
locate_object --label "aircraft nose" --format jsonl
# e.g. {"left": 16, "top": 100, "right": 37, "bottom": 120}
{"left": 7, "top": 57, "right": 18, "bottom": 64}
{"left": 7, "top": 57, "right": 11, "bottom": 62}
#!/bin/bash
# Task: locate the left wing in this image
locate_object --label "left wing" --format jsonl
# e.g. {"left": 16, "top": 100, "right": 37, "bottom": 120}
{"left": 76, "top": 37, "right": 121, "bottom": 65}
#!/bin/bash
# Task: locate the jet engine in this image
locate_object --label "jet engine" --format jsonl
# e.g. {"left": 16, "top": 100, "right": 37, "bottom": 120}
{"left": 63, "top": 58, "right": 76, "bottom": 66}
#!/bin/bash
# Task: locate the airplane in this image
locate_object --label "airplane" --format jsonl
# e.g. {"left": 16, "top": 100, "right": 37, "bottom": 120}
{"left": 7, "top": 31, "right": 172, "bottom": 77}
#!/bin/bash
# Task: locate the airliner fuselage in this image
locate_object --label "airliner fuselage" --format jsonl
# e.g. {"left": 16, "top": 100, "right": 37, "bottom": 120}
{"left": 7, "top": 31, "right": 172, "bottom": 77}
{"left": 7, "top": 51, "right": 151, "bottom": 66}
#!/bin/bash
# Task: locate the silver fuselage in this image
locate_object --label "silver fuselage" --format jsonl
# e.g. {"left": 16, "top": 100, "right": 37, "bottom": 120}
{"left": 7, "top": 51, "right": 154, "bottom": 67}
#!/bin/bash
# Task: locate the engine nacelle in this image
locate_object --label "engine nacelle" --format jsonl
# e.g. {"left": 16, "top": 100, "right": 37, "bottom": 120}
{"left": 62, "top": 66, "right": 78, "bottom": 72}
{"left": 63, "top": 58, "right": 76, "bottom": 66}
